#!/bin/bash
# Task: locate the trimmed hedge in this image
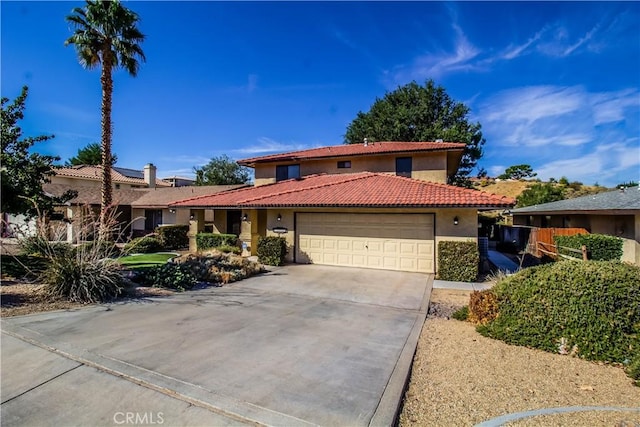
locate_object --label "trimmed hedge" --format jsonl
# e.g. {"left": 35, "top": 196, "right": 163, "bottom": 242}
{"left": 257, "top": 236, "right": 287, "bottom": 266}
{"left": 554, "top": 233, "right": 623, "bottom": 261}
{"left": 478, "top": 261, "right": 640, "bottom": 366}
{"left": 196, "top": 233, "right": 238, "bottom": 251}
{"left": 437, "top": 240, "right": 479, "bottom": 282}
{"left": 123, "top": 236, "right": 164, "bottom": 254}
{"left": 156, "top": 225, "right": 189, "bottom": 250}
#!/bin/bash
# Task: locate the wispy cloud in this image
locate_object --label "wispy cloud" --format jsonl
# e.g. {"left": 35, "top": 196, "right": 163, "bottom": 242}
{"left": 387, "top": 11, "right": 629, "bottom": 84}
{"left": 535, "top": 140, "right": 640, "bottom": 184}
{"left": 387, "top": 23, "right": 481, "bottom": 84}
{"left": 480, "top": 85, "right": 639, "bottom": 148}
{"left": 233, "top": 137, "right": 317, "bottom": 155}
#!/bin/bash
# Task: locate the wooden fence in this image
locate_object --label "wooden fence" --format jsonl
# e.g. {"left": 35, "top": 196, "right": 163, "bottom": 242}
{"left": 527, "top": 227, "right": 589, "bottom": 258}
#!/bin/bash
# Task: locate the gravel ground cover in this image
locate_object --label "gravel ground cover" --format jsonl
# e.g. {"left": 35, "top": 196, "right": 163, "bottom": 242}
{"left": 399, "top": 289, "right": 640, "bottom": 427}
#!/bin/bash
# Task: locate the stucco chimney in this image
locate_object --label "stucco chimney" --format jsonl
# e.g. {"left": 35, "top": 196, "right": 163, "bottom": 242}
{"left": 144, "top": 163, "right": 157, "bottom": 188}
{"left": 364, "top": 138, "right": 368, "bottom": 147}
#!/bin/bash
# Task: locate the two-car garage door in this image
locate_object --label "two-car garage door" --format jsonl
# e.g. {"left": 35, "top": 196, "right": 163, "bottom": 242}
{"left": 296, "top": 213, "right": 434, "bottom": 273}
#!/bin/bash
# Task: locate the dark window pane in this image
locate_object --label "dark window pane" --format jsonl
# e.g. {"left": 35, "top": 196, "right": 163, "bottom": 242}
{"left": 337, "top": 161, "right": 351, "bottom": 169}
{"left": 289, "top": 164, "right": 300, "bottom": 179}
{"left": 276, "top": 165, "right": 288, "bottom": 181}
{"left": 396, "top": 157, "right": 412, "bottom": 178}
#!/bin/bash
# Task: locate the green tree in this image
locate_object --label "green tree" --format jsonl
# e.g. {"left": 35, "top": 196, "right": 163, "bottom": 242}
{"left": 498, "top": 164, "right": 537, "bottom": 180}
{"left": 516, "top": 182, "right": 565, "bottom": 208}
{"left": 1, "top": 86, "right": 76, "bottom": 217}
{"left": 344, "top": 80, "right": 485, "bottom": 187}
{"left": 194, "top": 155, "right": 251, "bottom": 185}
{"left": 65, "top": 0, "right": 145, "bottom": 234}
{"left": 66, "top": 142, "right": 117, "bottom": 166}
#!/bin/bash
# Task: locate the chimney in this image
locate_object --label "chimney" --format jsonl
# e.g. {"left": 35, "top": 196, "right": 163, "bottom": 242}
{"left": 144, "top": 163, "right": 157, "bottom": 188}
{"left": 364, "top": 138, "right": 368, "bottom": 147}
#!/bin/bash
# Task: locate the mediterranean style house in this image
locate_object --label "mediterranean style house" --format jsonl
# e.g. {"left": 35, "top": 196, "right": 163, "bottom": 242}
{"left": 172, "top": 141, "right": 515, "bottom": 274}
{"left": 50, "top": 163, "right": 172, "bottom": 189}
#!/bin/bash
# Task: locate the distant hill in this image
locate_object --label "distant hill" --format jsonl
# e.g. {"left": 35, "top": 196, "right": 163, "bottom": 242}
{"left": 473, "top": 179, "right": 610, "bottom": 205}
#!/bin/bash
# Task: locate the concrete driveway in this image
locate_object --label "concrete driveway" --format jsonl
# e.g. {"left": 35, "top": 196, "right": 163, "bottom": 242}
{"left": 1, "top": 265, "right": 432, "bottom": 427}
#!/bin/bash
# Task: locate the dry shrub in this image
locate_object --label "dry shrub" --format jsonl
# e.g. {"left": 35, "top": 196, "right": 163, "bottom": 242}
{"left": 468, "top": 289, "right": 499, "bottom": 325}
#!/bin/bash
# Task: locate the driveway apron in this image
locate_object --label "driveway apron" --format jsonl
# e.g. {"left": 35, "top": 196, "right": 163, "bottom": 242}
{"left": 1, "top": 265, "right": 432, "bottom": 427}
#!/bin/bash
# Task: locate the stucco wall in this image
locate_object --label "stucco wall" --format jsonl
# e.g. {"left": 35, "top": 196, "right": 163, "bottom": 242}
{"left": 252, "top": 152, "right": 449, "bottom": 186}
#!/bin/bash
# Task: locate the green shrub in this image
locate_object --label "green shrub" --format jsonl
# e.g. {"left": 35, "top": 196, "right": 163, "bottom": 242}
{"left": 437, "top": 241, "right": 479, "bottom": 282}
{"left": 452, "top": 306, "right": 469, "bottom": 321}
{"left": 156, "top": 225, "right": 189, "bottom": 250}
{"left": 135, "top": 263, "right": 196, "bottom": 291}
{"left": 257, "top": 236, "right": 287, "bottom": 266}
{"left": 554, "top": 234, "right": 623, "bottom": 261}
{"left": 41, "top": 257, "right": 123, "bottom": 303}
{"left": 123, "top": 236, "right": 164, "bottom": 254}
{"left": 216, "top": 244, "right": 242, "bottom": 255}
{"left": 19, "top": 236, "right": 73, "bottom": 258}
{"left": 468, "top": 289, "right": 499, "bottom": 325}
{"left": 0, "top": 254, "right": 48, "bottom": 279}
{"left": 478, "top": 261, "right": 640, "bottom": 368}
{"left": 626, "top": 353, "right": 640, "bottom": 386}
{"left": 196, "top": 233, "right": 238, "bottom": 251}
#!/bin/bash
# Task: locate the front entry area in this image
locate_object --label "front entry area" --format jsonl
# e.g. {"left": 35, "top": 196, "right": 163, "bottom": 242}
{"left": 296, "top": 213, "right": 435, "bottom": 273}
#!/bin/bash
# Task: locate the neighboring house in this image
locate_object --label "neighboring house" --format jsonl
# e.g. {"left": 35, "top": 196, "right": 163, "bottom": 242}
{"left": 35, "top": 184, "right": 244, "bottom": 242}
{"left": 130, "top": 185, "right": 246, "bottom": 234}
{"left": 162, "top": 176, "right": 196, "bottom": 187}
{"left": 511, "top": 187, "right": 640, "bottom": 265}
{"left": 171, "top": 141, "right": 514, "bottom": 274}
{"left": 51, "top": 163, "right": 171, "bottom": 189}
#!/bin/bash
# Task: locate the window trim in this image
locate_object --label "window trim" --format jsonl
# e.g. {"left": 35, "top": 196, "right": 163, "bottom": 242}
{"left": 276, "top": 163, "right": 301, "bottom": 181}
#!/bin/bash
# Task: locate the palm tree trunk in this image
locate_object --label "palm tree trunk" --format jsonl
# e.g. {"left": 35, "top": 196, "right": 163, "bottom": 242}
{"left": 100, "top": 50, "right": 113, "bottom": 239}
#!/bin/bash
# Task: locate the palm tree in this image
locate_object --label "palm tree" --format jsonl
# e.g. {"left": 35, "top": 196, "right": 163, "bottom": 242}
{"left": 65, "top": 0, "right": 145, "bottom": 236}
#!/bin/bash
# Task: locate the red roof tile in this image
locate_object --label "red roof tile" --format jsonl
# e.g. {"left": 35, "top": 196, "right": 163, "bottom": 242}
{"left": 172, "top": 172, "right": 515, "bottom": 209}
{"left": 238, "top": 141, "right": 465, "bottom": 166}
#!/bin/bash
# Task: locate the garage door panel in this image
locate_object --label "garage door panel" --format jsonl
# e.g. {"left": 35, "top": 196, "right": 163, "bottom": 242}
{"left": 297, "top": 213, "right": 435, "bottom": 273}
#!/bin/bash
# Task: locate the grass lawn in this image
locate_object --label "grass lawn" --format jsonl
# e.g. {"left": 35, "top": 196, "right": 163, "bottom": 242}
{"left": 118, "top": 253, "right": 177, "bottom": 269}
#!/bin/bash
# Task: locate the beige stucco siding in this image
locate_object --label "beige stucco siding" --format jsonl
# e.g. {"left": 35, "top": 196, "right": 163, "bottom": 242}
{"left": 252, "top": 152, "right": 449, "bottom": 186}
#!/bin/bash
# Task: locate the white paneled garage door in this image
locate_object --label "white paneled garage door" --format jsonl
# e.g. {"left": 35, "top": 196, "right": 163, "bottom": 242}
{"left": 296, "top": 213, "right": 434, "bottom": 273}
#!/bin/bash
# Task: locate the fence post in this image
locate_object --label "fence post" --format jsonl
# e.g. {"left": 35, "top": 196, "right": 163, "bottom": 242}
{"left": 581, "top": 245, "right": 588, "bottom": 261}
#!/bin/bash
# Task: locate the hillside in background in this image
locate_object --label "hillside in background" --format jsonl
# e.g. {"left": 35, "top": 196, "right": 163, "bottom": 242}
{"left": 473, "top": 179, "right": 611, "bottom": 206}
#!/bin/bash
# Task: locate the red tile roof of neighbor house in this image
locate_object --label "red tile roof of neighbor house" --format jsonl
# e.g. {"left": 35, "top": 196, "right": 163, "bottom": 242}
{"left": 237, "top": 141, "right": 466, "bottom": 166}
{"left": 171, "top": 172, "right": 515, "bottom": 209}
{"left": 53, "top": 165, "right": 171, "bottom": 187}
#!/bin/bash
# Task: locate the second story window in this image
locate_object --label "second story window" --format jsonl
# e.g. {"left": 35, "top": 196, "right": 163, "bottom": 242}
{"left": 276, "top": 164, "right": 301, "bottom": 181}
{"left": 337, "top": 161, "right": 351, "bottom": 169}
{"left": 395, "top": 157, "right": 412, "bottom": 178}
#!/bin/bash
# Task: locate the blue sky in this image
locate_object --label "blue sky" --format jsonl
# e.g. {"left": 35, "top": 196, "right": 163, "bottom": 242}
{"left": 2, "top": 1, "right": 639, "bottom": 187}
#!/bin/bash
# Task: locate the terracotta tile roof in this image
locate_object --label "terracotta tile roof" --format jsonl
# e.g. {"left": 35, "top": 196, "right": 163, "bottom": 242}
{"left": 172, "top": 172, "right": 515, "bottom": 209}
{"left": 237, "top": 141, "right": 466, "bottom": 166}
{"left": 131, "top": 185, "right": 247, "bottom": 207}
{"left": 43, "top": 183, "right": 150, "bottom": 206}
{"left": 53, "top": 165, "right": 171, "bottom": 187}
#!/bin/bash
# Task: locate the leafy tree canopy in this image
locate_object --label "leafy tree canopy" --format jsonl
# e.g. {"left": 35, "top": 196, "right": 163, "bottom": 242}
{"left": 1, "top": 86, "right": 76, "bottom": 217}
{"left": 498, "top": 164, "right": 537, "bottom": 180}
{"left": 344, "top": 80, "right": 485, "bottom": 187}
{"left": 516, "top": 182, "right": 565, "bottom": 208}
{"left": 194, "top": 155, "right": 251, "bottom": 186}
{"left": 66, "top": 142, "right": 117, "bottom": 166}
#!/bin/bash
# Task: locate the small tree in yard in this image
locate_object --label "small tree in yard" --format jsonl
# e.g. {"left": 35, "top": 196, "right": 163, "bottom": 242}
{"left": 1, "top": 86, "right": 76, "bottom": 218}
{"left": 194, "top": 155, "right": 251, "bottom": 185}
{"left": 66, "top": 142, "right": 117, "bottom": 166}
